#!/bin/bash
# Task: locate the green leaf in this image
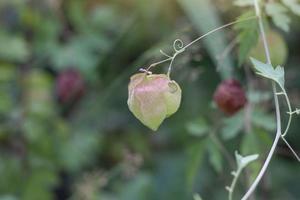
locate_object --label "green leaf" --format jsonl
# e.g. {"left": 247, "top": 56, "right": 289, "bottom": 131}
{"left": 250, "top": 57, "right": 285, "bottom": 88}
{"left": 234, "top": 11, "right": 259, "bottom": 66}
{"left": 234, "top": 0, "right": 254, "bottom": 7}
{"left": 247, "top": 90, "right": 272, "bottom": 103}
{"left": 185, "top": 117, "right": 209, "bottom": 137}
{"left": 185, "top": 141, "right": 206, "bottom": 190}
{"left": 119, "top": 174, "right": 153, "bottom": 200}
{"left": 22, "top": 169, "right": 58, "bottom": 200}
{"left": 207, "top": 140, "right": 223, "bottom": 173}
{"left": 0, "top": 196, "right": 18, "bottom": 200}
{"left": 0, "top": 32, "right": 30, "bottom": 62}
{"left": 178, "top": 0, "right": 234, "bottom": 79}
{"left": 266, "top": 2, "right": 291, "bottom": 32}
{"left": 235, "top": 151, "right": 259, "bottom": 169}
{"left": 193, "top": 194, "right": 203, "bottom": 200}
{"left": 252, "top": 109, "right": 276, "bottom": 131}
{"left": 60, "top": 132, "right": 100, "bottom": 172}
{"left": 221, "top": 111, "right": 244, "bottom": 140}
{"left": 282, "top": 0, "right": 300, "bottom": 16}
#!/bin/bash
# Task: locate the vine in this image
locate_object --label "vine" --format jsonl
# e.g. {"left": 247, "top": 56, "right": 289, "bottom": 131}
{"left": 130, "top": 0, "right": 300, "bottom": 199}
{"left": 241, "top": 0, "right": 300, "bottom": 199}
{"left": 140, "top": 16, "right": 257, "bottom": 77}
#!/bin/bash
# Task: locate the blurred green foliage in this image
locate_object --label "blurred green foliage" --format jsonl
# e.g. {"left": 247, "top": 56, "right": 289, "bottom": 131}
{"left": 0, "top": 0, "right": 300, "bottom": 200}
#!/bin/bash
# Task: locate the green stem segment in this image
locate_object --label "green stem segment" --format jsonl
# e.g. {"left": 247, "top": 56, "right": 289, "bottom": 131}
{"left": 145, "top": 16, "right": 257, "bottom": 76}
{"left": 228, "top": 168, "right": 243, "bottom": 200}
{"left": 241, "top": 0, "right": 282, "bottom": 199}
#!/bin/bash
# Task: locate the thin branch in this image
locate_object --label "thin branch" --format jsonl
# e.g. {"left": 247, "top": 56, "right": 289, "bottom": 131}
{"left": 281, "top": 88, "right": 293, "bottom": 137}
{"left": 146, "top": 57, "right": 173, "bottom": 71}
{"left": 209, "top": 130, "right": 235, "bottom": 169}
{"left": 216, "top": 37, "right": 238, "bottom": 63}
{"left": 228, "top": 168, "right": 243, "bottom": 200}
{"left": 241, "top": 0, "right": 282, "bottom": 199}
{"left": 281, "top": 136, "right": 300, "bottom": 162}
{"left": 144, "top": 16, "right": 257, "bottom": 75}
{"left": 182, "top": 16, "right": 257, "bottom": 50}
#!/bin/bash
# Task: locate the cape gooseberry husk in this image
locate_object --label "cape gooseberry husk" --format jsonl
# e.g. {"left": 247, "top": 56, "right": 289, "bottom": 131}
{"left": 128, "top": 73, "right": 182, "bottom": 131}
{"left": 250, "top": 30, "right": 288, "bottom": 67}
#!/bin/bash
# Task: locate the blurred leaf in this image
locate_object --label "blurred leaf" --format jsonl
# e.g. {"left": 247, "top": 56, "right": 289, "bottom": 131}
{"left": 241, "top": 132, "right": 260, "bottom": 155}
{"left": 0, "top": 63, "right": 16, "bottom": 82}
{"left": 252, "top": 109, "right": 276, "bottom": 131}
{"left": 50, "top": 35, "right": 107, "bottom": 78}
{"left": 235, "top": 151, "right": 259, "bottom": 169}
{"left": 0, "top": 157, "right": 23, "bottom": 194}
{"left": 234, "top": 11, "right": 259, "bottom": 65}
{"left": 60, "top": 132, "right": 101, "bottom": 172}
{"left": 119, "top": 173, "right": 153, "bottom": 200}
{"left": 21, "top": 169, "right": 58, "bottom": 200}
{"left": 234, "top": 151, "right": 260, "bottom": 184}
{"left": 266, "top": 2, "right": 291, "bottom": 32}
{"left": 65, "top": 0, "right": 87, "bottom": 32}
{"left": 250, "top": 57, "right": 285, "bottom": 88}
{"left": 23, "top": 70, "right": 54, "bottom": 117}
{"left": 207, "top": 140, "right": 223, "bottom": 173}
{"left": 241, "top": 129, "right": 272, "bottom": 156}
{"left": 234, "top": 0, "right": 254, "bottom": 7}
{"left": 282, "top": 0, "right": 300, "bottom": 16}
{"left": 186, "top": 117, "right": 209, "bottom": 137}
{"left": 0, "top": 196, "right": 18, "bottom": 200}
{"left": 0, "top": 32, "right": 29, "bottom": 62}
{"left": 154, "top": 154, "right": 189, "bottom": 200}
{"left": 193, "top": 193, "right": 203, "bottom": 200}
{"left": 89, "top": 5, "right": 122, "bottom": 32}
{"left": 0, "top": 63, "right": 17, "bottom": 114}
{"left": 247, "top": 90, "right": 272, "bottom": 103}
{"left": 185, "top": 141, "right": 206, "bottom": 190}
{"left": 240, "top": 130, "right": 270, "bottom": 180}
{"left": 221, "top": 112, "right": 244, "bottom": 140}
{"left": 0, "top": 92, "right": 13, "bottom": 114}
{"left": 178, "top": 0, "right": 233, "bottom": 79}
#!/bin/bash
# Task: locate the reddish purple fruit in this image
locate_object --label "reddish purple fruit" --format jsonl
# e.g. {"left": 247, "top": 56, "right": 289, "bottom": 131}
{"left": 213, "top": 79, "right": 247, "bottom": 115}
{"left": 56, "top": 69, "right": 85, "bottom": 104}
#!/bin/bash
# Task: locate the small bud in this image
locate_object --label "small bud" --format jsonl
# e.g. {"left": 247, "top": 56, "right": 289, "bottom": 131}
{"left": 56, "top": 68, "right": 85, "bottom": 104}
{"left": 128, "top": 73, "right": 181, "bottom": 131}
{"left": 213, "top": 79, "right": 247, "bottom": 115}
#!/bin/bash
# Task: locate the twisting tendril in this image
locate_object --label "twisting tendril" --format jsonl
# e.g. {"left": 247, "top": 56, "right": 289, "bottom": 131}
{"left": 140, "top": 15, "right": 258, "bottom": 77}
{"left": 136, "top": 1, "right": 300, "bottom": 199}
{"left": 241, "top": 0, "right": 300, "bottom": 199}
{"left": 173, "top": 39, "right": 185, "bottom": 52}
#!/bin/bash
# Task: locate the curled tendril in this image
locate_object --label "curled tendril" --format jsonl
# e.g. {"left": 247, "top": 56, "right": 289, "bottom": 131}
{"left": 173, "top": 39, "right": 185, "bottom": 52}
{"left": 159, "top": 50, "right": 172, "bottom": 58}
{"left": 141, "top": 15, "right": 257, "bottom": 75}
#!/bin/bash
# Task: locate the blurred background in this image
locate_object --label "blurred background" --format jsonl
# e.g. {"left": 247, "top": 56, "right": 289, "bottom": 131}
{"left": 0, "top": 0, "right": 300, "bottom": 199}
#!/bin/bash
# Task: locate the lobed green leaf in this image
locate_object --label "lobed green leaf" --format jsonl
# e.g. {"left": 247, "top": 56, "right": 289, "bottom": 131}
{"left": 266, "top": 2, "right": 291, "bottom": 32}
{"left": 282, "top": 0, "right": 300, "bottom": 16}
{"left": 234, "top": 11, "right": 259, "bottom": 66}
{"left": 235, "top": 152, "right": 259, "bottom": 169}
{"left": 250, "top": 57, "right": 285, "bottom": 89}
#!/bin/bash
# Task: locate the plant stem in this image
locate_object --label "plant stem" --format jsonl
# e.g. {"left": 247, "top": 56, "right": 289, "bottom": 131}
{"left": 228, "top": 168, "right": 243, "bottom": 200}
{"left": 182, "top": 16, "right": 257, "bottom": 50}
{"left": 145, "top": 16, "right": 257, "bottom": 73}
{"left": 281, "top": 88, "right": 292, "bottom": 137}
{"left": 209, "top": 130, "right": 235, "bottom": 169}
{"left": 241, "top": 0, "right": 282, "bottom": 199}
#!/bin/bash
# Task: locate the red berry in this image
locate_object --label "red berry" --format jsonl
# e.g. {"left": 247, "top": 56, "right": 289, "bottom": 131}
{"left": 56, "top": 69, "right": 85, "bottom": 104}
{"left": 213, "top": 79, "right": 247, "bottom": 115}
